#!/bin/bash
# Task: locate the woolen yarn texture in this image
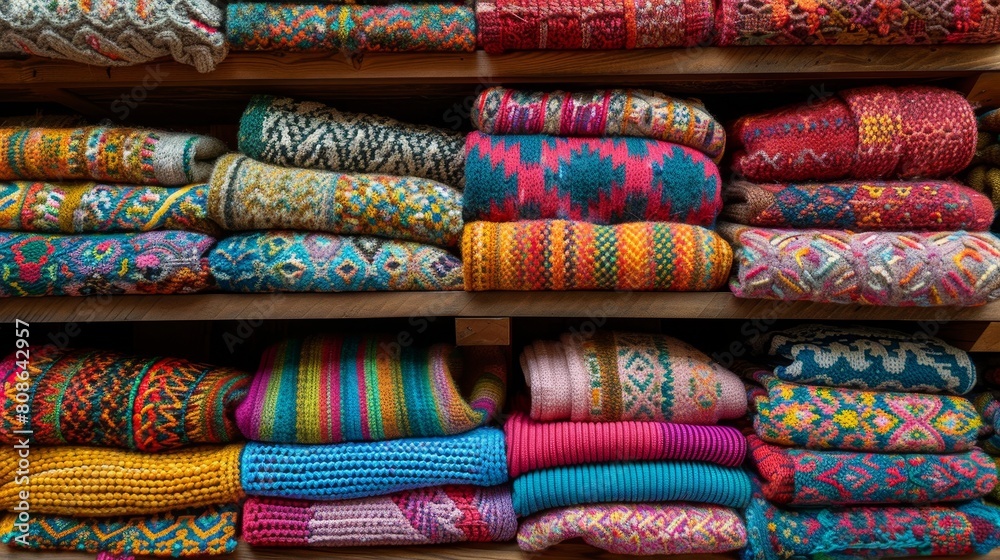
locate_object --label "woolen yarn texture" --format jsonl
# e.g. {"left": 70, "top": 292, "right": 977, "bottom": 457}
{"left": 974, "top": 392, "right": 1000, "bottom": 454}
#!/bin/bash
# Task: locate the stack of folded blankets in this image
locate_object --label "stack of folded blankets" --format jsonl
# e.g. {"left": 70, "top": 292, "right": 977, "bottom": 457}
{"left": 742, "top": 324, "right": 1000, "bottom": 560}
{"left": 238, "top": 334, "right": 517, "bottom": 548}
{"left": 966, "top": 108, "right": 1000, "bottom": 230}
{"left": 721, "top": 85, "right": 1000, "bottom": 306}
{"left": 462, "top": 87, "right": 732, "bottom": 291}
{"left": 207, "top": 95, "right": 465, "bottom": 292}
{"left": 0, "top": 345, "right": 250, "bottom": 556}
{"left": 509, "top": 331, "right": 750, "bottom": 554}
{"left": 0, "top": 125, "right": 227, "bottom": 297}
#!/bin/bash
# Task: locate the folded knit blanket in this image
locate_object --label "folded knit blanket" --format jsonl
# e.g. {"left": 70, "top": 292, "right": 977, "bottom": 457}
{"left": 512, "top": 461, "right": 752, "bottom": 517}
{"left": 0, "top": 182, "right": 218, "bottom": 235}
{"left": 464, "top": 133, "right": 721, "bottom": 226}
{"left": 209, "top": 154, "right": 462, "bottom": 247}
{"left": 462, "top": 220, "right": 731, "bottom": 291}
{"left": 0, "top": 128, "right": 226, "bottom": 186}
{"left": 227, "top": 4, "right": 476, "bottom": 52}
{"left": 747, "top": 434, "right": 997, "bottom": 506}
{"left": 0, "top": 231, "right": 215, "bottom": 297}
{"left": 472, "top": 87, "right": 726, "bottom": 162}
{"left": 723, "top": 180, "right": 994, "bottom": 231}
{"left": 522, "top": 332, "right": 746, "bottom": 424}
{"left": 974, "top": 392, "right": 1000, "bottom": 454}
{"left": 477, "top": 0, "right": 714, "bottom": 53}
{"left": 242, "top": 485, "right": 516, "bottom": 546}
{"left": 731, "top": 86, "right": 976, "bottom": 182}
{"left": 753, "top": 324, "right": 976, "bottom": 395}
{"left": 974, "top": 131, "right": 1000, "bottom": 166}
{"left": 1, "top": 505, "right": 239, "bottom": 556}
{"left": 241, "top": 427, "right": 507, "bottom": 500}
{"left": 721, "top": 223, "right": 1000, "bottom": 307}
{"left": 966, "top": 165, "right": 1000, "bottom": 208}
{"left": 0, "top": 0, "right": 227, "bottom": 72}
{"left": 209, "top": 231, "right": 463, "bottom": 292}
{"left": 237, "top": 335, "right": 505, "bottom": 443}
{"left": 518, "top": 503, "right": 747, "bottom": 554}
{"left": 240, "top": 95, "right": 466, "bottom": 188}
{"left": 749, "top": 372, "right": 982, "bottom": 453}
{"left": 0, "top": 445, "right": 244, "bottom": 516}
{"left": 504, "top": 411, "right": 745, "bottom": 477}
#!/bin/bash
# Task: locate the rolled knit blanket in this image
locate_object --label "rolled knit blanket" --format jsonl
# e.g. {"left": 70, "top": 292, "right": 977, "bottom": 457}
{"left": 0, "top": 345, "right": 249, "bottom": 452}
{"left": 477, "top": 0, "right": 714, "bottom": 53}
{"left": 0, "top": 128, "right": 227, "bottom": 186}
{"left": 522, "top": 331, "right": 746, "bottom": 424}
{"left": 472, "top": 87, "right": 726, "bottom": 162}
{"left": 966, "top": 165, "right": 1000, "bottom": 208}
{"left": 0, "top": 445, "right": 244, "bottom": 516}
{"left": 720, "top": 223, "right": 1000, "bottom": 307}
{"left": 512, "top": 461, "right": 752, "bottom": 517}
{"left": 240, "top": 427, "right": 507, "bottom": 500}
{"left": 993, "top": 458, "right": 1000, "bottom": 502}
{"left": 504, "top": 411, "right": 746, "bottom": 478}
{"left": 209, "top": 154, "right": 462, "bottom": 247}
{"left": 722, "top": 180, "right": 994, "bottom": 231}
{"left": 747, "top": 435, "right": 997, "bottom": 506}
{"left": 0, "top": 0, "right": 227, "bottom": 72}
{"left": 730, "top": 86, "right": 976, "bottom": 182}
{"left": 0, "top": 182, "right": 218, "bottom": 235}
{"left": 462, "top": 220, "right": 731, "bottom": 291}
{"left": 754, "top": 324, "right": 977, "bottom": 395}
{"left": 239, "top": 96, "right": 466, "bottom": 188}
{"left": 1, "top": 506, "right": 239, "bottom": 556}
{"left": 0, "top": 231, "right": 215, "bottom": 297}
{"left": 464, "top": 132, "right": 722, "bottom": 226}
{"left": 974, "top": 131, "right": 1000, "bottom": 166}
{"left": 209, "top": 231, "right": 463, "bottom": 292}
{"left": 974, "top": 392, "right": 1000, "bottom": 454}
{"left": 237, "top": 335, "right": 505, "bottom": 443}
{"left": 518, "top": 503, "right": 747, "bottom": 554}
{"left": 226, "top": 4, "right": 477, "bottom": 52}
{"left": 242, "top": 486, "right": 516, "bottom": 546}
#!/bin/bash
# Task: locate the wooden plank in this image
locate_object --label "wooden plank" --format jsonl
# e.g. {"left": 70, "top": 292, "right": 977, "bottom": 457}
{"left": 969, "top": 323, "right": 1000, "bottom": 352}
{"left": 966, "top": 72, "right": 1000, "bottom": 108}
{"left": 455, "top": 317, "right": 511, "bottom": 346}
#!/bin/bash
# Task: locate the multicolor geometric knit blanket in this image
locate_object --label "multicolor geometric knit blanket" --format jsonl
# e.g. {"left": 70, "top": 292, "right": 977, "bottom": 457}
{"left": 239, "top": 95, "right": 466, "bottom": 188}
{"left": 0, "top": 445, "right": 244, "bottom": 516}
{"left": 226, "top": 4, "right": 477, "bottom": 52}
{"left": 472, "top": 87, "right": 726, "bottom": 162}
{"left": 749, "top": 372, "right": 982, "bottom": 453}
{"left": 974, "top": 392, "right": 1000, "bottom": 454}
{"left": 0, "top": 345, "right": 248, "bottom": 452}
{"left": 754, "top": 324, "right": 977, "bottom": 395}
{"left": 0, "top": 231, "right": 215, "bottom": 297}
{"left": 722, "top": 180, "right": 994, "bottom": 231}
{"left": 477, "top": 0, "right": 714, "bottom": 53}
{"left": 512, "top": 461, "right": 752, "bottom": 517}
{"left": 464, "top": 132, "right": 722, "bottom": 226}
{"left": 0, "top": 182, "right": 219, "bottom": 235}
{"left": 462, "top": 220, "right": 732, "bottom": 291}
{"left": 0, "top": 127, "right": 226, "bottom": 186}
{"left": 504, "top": 411, "right": 746, "bottom": 477}
{"left": 720, "top": 223, "right": 1000, "bottom": 307}
{"left": 522, "top": 332, "right": 746, "bottom": 424}
{"left": 240, "top": 427, "right": 508, "bottom": 500}
{"left": 518, "top": 503, "right": 747, "bottom": 554}
{"left": 730, "top": 86, "right": 976, "bottom": 182}
{"left": 236, "top": 335, "right": 506, "bottom": 443}
{"left": 1, "top": 506, "right": 239, "bottom": 556}
{"left": 209, "top": 231, "right": 463, "bottom": 292}
{"left": 0, "top": 0, "right": 227, "bottom": 72}
{"left": 747, "top": 434, "right": 997, "bottom": 506}
{"left": 242, "top": 486, "right": 516, "bottom": 547}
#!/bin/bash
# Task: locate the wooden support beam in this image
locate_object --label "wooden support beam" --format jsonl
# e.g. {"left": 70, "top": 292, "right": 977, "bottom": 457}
{"left": 965, "top": 72, "right": 1000, "bottom": 108}
{"left": 455, "top": 317, "right": 511, "bottom": 346}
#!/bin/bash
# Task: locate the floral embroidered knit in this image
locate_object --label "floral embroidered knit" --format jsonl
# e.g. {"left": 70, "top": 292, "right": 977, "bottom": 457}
{"left": 974, "top": 392, "right": 1000, "bottom": 454}
{"left": 464, "top": 132, "right": 722, "bottom": 226}
{"left": 242, "top": 486, "right": 516, "bottom": 547}
{"left": 0, "top": 127, "right": 226, "bottom": 186}
{"left": 209, "top": 154, "right": 462, "bottom": 247}
{"left": 462, "top": 220, "right": 731, "bottom": 291}
{"left": 518, "top": 503, "right": 747, "bottom": 554}
{"left": 472, "top": 87, "right": 726, "bottom": 162}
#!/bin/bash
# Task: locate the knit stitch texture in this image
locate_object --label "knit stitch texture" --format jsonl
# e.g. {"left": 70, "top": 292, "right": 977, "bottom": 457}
{"left": 974, "top": 392, "right": 1000, "bottom": 454}
{"left": 462, "top": 220, "right": 731, "bottom": 291}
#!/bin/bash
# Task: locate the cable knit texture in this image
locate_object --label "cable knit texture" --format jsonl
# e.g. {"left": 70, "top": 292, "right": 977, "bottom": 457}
{"left": 503, "top": 411, "right": 746, "bottom": 477}
{"left": 242, "top": 486, "right": 516, "bottom": 547}
{"left": 522, "top": 331, "right": 746, "bottom": 423}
